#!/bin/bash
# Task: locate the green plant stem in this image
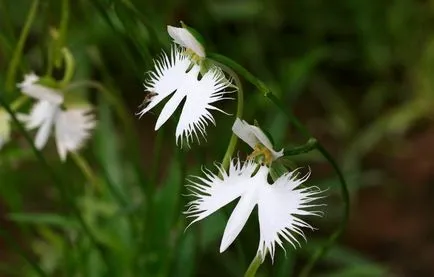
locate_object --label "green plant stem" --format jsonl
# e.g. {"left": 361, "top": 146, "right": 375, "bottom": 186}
{"left": 244, "top": 253, "right": 263, "bottom": 277}
{"left": 210, "top": 53, "right": 350, "bottom": 276}
{"left": 284, "top": 138, "right": 318, "bottom": 156}
{"left": 0, "top": 228, "right": 47, "bottom": 276}
{"left": 10, "top": 95, "right": 29, "bottom": 110}
{"left": 66, "top": 80, "right": 149, "bottom": 193}
{"left": 5, "top": 0, "right": 39, "bottom": 93}
{"left": 56, "top": 0, "right": 69, "bottom": 67}
{"left": 0, "top": 95, "right": 112, "bottom": 270}
{"left": 210, "top": 59, "right": 244, "bottom": 172}
{"left": 70, "top": 153, "right": 101, "bottom": 192}
{"left": 60, "top": 48, "right": 75, "bottom": 86}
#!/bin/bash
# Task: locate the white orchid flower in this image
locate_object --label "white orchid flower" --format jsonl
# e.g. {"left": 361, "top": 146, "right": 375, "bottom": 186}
{"left": 185, "top": 159, "right": 323, "bottom": 261}
{"left": 0, "top": 109, "right": 11, "bottom": 149}
{"left": 138, "top": 47, "right": 234, "bottom": 146}
{"left": 232, "top": 118, "right": 284, "bottom": 162}
{"left": 17, "top": 73, "right": 96, "bottom": 161}
{"left": 167, "top": 25, "right": 205, "bottom": 58}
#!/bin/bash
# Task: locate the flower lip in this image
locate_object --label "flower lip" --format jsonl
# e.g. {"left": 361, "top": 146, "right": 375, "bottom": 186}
{"left": 232, "top": 118, "right": 284, "bottom": 161}
{"left": 167, "top": 26, "right": 206, "bottom": 58}
{"left": 138, "top": 46, "right": 234, "bottom": 146}
{"left": 185, "top": 159, "right": 324, "bottom": 261}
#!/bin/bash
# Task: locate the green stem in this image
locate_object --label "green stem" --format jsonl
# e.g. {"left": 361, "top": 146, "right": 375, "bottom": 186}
{"left": 210, "top": 59, "right": 244, "bottom": 172}
{"left": 0, "top": 228, "right": 47, "bottom": 276}
{"left": 283, "top": 138, "right": 318, "bottom": 156}
{"left": 210, "top": 53, "right": 350, "bottom": 276}
{"left": 60, "top": 48, "right": 75, "bottom": 86}
{"left": 70, "top": 153, "right": 101, "bottom": 192}
{"left": 244, "top": 253, "right": 263, "bottom": 277}
{"left": 55, "top": 0, "right": 69, "bottom": 67}
{"left": 66, "top": 81, "right": 149, "bottom": 194}
{"left": 10, "top": 95, "right": 29, "bottom": 111}
{"left": 5, "top": 0, "right": 39, "bottom": 92}
{"left": 0, "top": 95, "right": 112, "bottom": 270}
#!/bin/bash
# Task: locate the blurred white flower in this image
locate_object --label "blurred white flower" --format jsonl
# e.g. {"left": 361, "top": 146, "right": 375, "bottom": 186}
{"left": 0, "top": 109, "right": 11, "bottom": 149}
{"left": 17, "top": 73, "right": 96, "bottom": 161}
{"left": 232, "top": 118, "right": 284, "bottom": 161}
{"left": 167, "top": 25, "right": 205, "bottom": 58}
{"left": 185, "top": 159, "right": 323, "bottom": 261}
{"left": 138, "top": 47, "right": 234, "bottom": 146}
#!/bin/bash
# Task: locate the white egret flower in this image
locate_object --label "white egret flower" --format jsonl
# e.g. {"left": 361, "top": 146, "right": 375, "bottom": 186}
{"left": 0, "top": 109, "right": 11, "bottom": 149}
{"left": 232, "top": 118, "right": 284, "bottom": 162}
{"left": 138, "top": 47, "right": 234, "bottom": 146}
{"left": 17, "top": 74, "right": 96, "bottom": 161}
{"left": 185, "top": 159, "right": 323, "bottom": 261}
{"left": 167, "top": 25, "right": 205, "bottom": 58}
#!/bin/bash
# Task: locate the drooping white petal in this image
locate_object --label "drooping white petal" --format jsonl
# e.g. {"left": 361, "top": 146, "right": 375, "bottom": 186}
{"left": 185, "top": 159, "right": 323, "bottom": 261}
{"left": 167, "top": 26, "right": 205, "bottom": 58}
{"left": 232, "top": 118, "right": 284, "bottom": 160}
{"left": 23, "top": 100, "right": 60, "bottom": 149}
{"left": 185, "top": 160, "right": 258, "bottom": 225}
{"left": 17, "top": 73, "right": 63, "bottom": 104}
{"left": 138, "top": 46, "right": 234, "bottom": 146}
{"left": 220, "top": 166, "right": 268, "bottom": 252}
{"left": 0, "top": 110, "right": 11, "bottom": 149}
{"left": 256, "top": 170, "right": 323, "bottom": 261}
{"left": 55, "top": 107, "right": 96, "bottom": 161}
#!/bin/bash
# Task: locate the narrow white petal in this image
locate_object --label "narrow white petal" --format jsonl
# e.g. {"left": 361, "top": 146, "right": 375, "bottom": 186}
{"left": 17, "top": 73, "right": 63, "bottom": 104}
{"left": 232, "top": 118, "right": 284, "bottom": 160}
{"left": 167, "top": 26, "right": 205, "bottom": 57}
{"left": 256, "top": 170, "right": 323, "bottom": 261}
{"left": 232, "top": 118, "right": 260, "bottom": 148}
{"left": 55, "top": 108, "right": 96, "bottom": 161}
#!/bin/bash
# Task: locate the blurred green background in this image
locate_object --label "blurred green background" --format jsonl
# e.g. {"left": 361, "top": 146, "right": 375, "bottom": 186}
{"left": 1, "top": 0, "right": 434, "bottom": 276}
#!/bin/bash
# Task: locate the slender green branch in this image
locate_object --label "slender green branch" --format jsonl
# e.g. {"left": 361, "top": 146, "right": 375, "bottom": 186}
{"left": 5, "top": 0, "right": 39, "bottom": 92}
{"left": 0, "top": 95, "right": 112, "bottom": 269}
{"left": 55, "top": 0, "right": 69, "bottom": 67}
{"left": 283, "top": 138, "right": 318, "bottom": 156}
{"left": 0, "top": 228, "right": 47, "bottom": 276}
{"left": 59, "top": 48, "right": 75, "bottom": 86}
{"left": 210, "top": 53, "right": 350, "bottom": 276}
{"left": 70, "top": 153, "right": 101, "bottom": 191}
{"left": 210, "top": 59, "right": 244, "bottom": 172}
{"left": 244, "top": 253, "right": 263, "bottom": 277}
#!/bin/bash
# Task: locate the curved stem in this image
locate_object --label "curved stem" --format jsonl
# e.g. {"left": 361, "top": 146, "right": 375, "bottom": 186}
{"left": 60, "top": 48, "right": 75, "bottom": 86}
{"left": 283, "top": 138, "right": 318, "bottom": 156}
{"left": 66, "top": 81, "right": 149, "bottom": 194}
{"left": 70, "top": 153, "right": 101, "bottom": 192}
{"left": 210, "top": 53, "right": 350, "bottom": 276}
{"left": 0, "top": 95, "right": 112, "bottom": 269}
{"left": 210, "top": 59, "right": 244, "bottom": 172}
{"left": 5, "top": 0, "right": 39, "bottom": 92}
{"left": 244, "top": 253, "right": 263, "bottom": 277}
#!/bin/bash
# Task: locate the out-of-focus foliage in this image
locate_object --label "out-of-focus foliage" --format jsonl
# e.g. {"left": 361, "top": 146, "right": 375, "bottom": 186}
{"left": 1, "top": 0, "right": 434, "bottom": 276}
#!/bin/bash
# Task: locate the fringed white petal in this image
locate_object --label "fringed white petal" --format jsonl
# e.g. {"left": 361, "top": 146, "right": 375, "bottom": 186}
{"left": 256, "top": 169, "right": 324, "bottom": 261}
{"left": 17, "top": 73, "right": 63, "bottom": 104}
{"left": 55, "top": 108, "right": 96, "bottom": 161}
{"left": 176, "top": 66, "right": 233, "bottom": 146}
{"left": 167, "top": 26, "right": 205, "bottom": 57}
{"left": 139, "top": 46, "right": 234, "bottom": 146}
{"left": 232, "top": 118, "right": 284, "bottom": 160}
{"left": 24, "top": 100, "right": 60, "bottom": 149}
{"left": 185, "top": 160, "right": 258, "bottom": 226}
{"left": 185, "top": 159, "right": 323, "bottom": 261}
